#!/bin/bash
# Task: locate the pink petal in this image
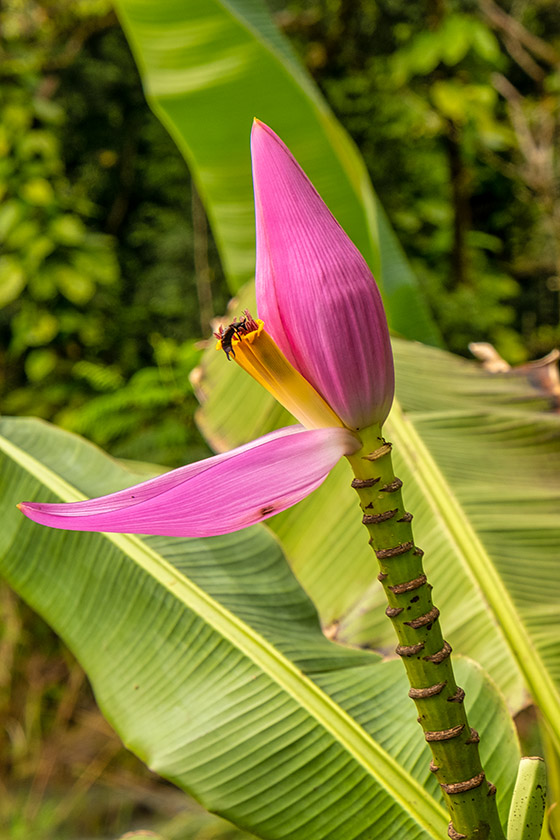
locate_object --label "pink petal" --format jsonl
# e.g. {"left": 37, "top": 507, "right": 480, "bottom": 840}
{"left": 252, "top": 120, "right": 394, "bottom": 431}
{"left": 18, "top": 426, "right": 359, "bottom": 537}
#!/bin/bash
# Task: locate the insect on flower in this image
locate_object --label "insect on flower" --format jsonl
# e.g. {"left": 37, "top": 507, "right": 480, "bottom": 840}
{"left": 214, "top": 310, "right": 258, "bottom": 360}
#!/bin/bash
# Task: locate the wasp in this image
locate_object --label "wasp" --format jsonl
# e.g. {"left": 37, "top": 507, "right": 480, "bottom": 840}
{"left": 214, "top": 311, "right": 256, "bottom": 360}
{"left": 217, "top": 321, "right": 243, "bottom": 361}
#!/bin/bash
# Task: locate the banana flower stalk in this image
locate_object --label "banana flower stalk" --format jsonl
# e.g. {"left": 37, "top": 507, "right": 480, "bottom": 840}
{"left": 18, "top": 120, "right": 394, "bottom": 537}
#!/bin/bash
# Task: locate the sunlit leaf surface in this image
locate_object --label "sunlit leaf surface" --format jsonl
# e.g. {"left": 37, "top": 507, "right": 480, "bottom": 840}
{"left": 0, "top": 417, "right": 519, "bottom": 839}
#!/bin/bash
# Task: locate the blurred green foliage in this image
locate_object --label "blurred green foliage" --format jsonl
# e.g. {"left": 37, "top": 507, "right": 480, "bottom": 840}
{"left": 1, "top": 0, "right": 560, "bottom": 837}
{"left": 0, "top": 0, "right": 228, "bottom": 468}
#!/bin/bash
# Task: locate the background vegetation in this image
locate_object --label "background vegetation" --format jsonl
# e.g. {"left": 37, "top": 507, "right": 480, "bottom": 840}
{"left": 1, "top": 0, "right": 559, "bottom": 837}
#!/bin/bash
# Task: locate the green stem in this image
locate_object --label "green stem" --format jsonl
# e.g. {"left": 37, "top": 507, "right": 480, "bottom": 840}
{"left": 346, "top": 425, "right": 506, "bottom": 840}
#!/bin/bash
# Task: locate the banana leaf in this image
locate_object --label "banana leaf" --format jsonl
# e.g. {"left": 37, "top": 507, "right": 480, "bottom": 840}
{"left": 194, "top": 323, "right": 560, "bottom": 752}
{"left": 0, "top": 416, "right": 518, "bottom": 839}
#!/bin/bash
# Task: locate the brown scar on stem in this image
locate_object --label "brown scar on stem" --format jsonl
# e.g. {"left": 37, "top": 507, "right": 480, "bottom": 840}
{"left": 413, "top": 546, "right": 425, "bottom": 557}
{"left": 448, "top": 823, "right": 467, "bottom": 840}
{"left": 397, "top": 512, "right": 413, "bottom": 522}
{"left": 351, "top": 477, "right": 380, "bottom": 489}
{"left": 408, "top": 681, "right": 447, "bottom": 699}
{"left": 386, "top": 605, "right": 404, "bottom": 618}
{"left": 425, "top": 723, "right": 465, "bottom": 742}
{"left": 440, "top": 772, "right": 485, "bottom": 794}
{"left": 375, "top": 541, "right": 414, "bottom": 559}
{"left": 404, "top": 606, "right": 440, "bottom": 629}
{"left": 363, "top": 509, "right": 398, "bottom": 524}
{"left": 362, "top": 442, "right": 392, "bottom": 461}
{"left": 380, "top": 477, "right": 403, "bottom": 493}
{"left": 423, "top": 640, "right": 452, "bottom": 663}
{"left": 447, "top": 686, "right": 465, "bottom": 703}
{"left": 466, "top": 728, "right": 480, "bottom": 744}
{"left": 388, "top": 574, "right": 427, "bottom": 594}
{"left": 377, "top": 571, "right": 388, "bottom": 581}
{"left": 487, "top": 782, "right": 497, "bottom": 796}
{"left": 396, "top": 642, "right": 425, "bottom": 657}
{"left": 429, "top": 759, "right": 440, "bottom": 773}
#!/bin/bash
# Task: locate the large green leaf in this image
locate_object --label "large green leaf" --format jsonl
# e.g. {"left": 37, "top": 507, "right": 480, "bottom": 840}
{"left": 195, "top": 327, "right": 560, "bottom": 750}
{"left": 113, "top": 0, "right": 440, "bottom": 345}
{"left": 0, "top": 417, "right": 518, "bottom": 839}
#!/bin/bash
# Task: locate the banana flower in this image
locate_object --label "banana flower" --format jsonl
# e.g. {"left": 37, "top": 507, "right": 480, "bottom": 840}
{"left": 19, "top": 121, "right": 394, "bottom": 537}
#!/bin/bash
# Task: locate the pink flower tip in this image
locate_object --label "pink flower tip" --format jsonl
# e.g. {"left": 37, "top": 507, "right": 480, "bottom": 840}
{"left": 251, "top": 120, "right": 394, "bottom": 430}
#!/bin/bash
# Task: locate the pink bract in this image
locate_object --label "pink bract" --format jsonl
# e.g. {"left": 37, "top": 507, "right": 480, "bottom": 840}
{"left": 252, "top": 119, "right": 394, "bottom": 430}
{"left": 19, "top": 426, "right": 358, "bottom": 537}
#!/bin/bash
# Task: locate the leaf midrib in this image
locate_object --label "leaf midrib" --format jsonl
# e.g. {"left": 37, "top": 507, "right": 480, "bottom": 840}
{"left": 0, "top": 429, "right": 448, "bottom": 838}
{"left": 387, "top": 402, "right": 560, "bottom": 751}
